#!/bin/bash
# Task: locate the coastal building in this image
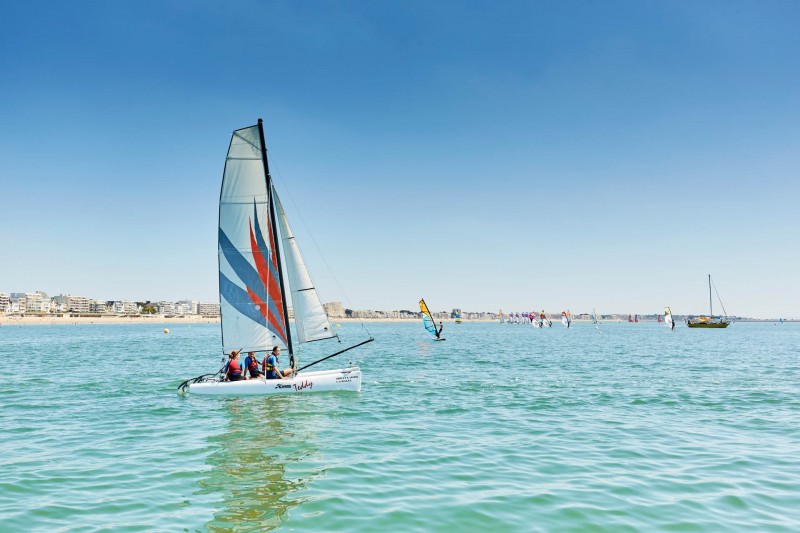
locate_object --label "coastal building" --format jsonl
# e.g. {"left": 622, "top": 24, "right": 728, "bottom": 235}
{"left": 177, "top": 300, "right": 199, "bottom": 315}
{"left": 157, "top": 301, "right": 175, "bottom": 315}
{"left": 25, "top": 292, "right": 50, "bottom": 314}
{"left": 90, "top": 300, "right": 109, "bottom": 314}
{"left": 112, "top": 301, "right": 139, "bottom": 315}
{"left": 0, "top": 293, "right": 10, "bottom": 313}
{"left": 197, "top": 302, "right": 220, "bottom": 316}
{"left": 54, "top": 294, "right": 91, "bottom": 314}
{"left": 323, "top": 301, "right": 345, "bottom": 318}
{"left": 174, "top": 302, "right": 194, "bottom": 315}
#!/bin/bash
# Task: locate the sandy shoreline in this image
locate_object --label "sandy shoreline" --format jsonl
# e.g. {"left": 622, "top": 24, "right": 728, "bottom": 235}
{"left": 0, "top": 315, "right": 221, "bottom": 326}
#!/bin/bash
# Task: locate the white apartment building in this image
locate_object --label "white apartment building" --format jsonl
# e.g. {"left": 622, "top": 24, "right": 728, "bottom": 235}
{"left": 0, "top": 293, "right": 9, "bottom": 313}
{"left": 90, "top": 300, "right": 109, "bottom": 314}
{"left": 177, "top": 300, "right": 199, "bottom": 314}
{"left": 197, "top": 302, "right": 220, "bottom": 316}
{"left": 158, "top": 302, "right": 175, "bottom": 315}
{"left": 112, "top": 301, "right": 139, "bottom": 315}
{"left": 174, "top": 302, "right": 195, "bottom": 315}
{"left": 25, "top": 292, "right": 50, "bottom": 314}
{"left": 65, "top": 295, "right": 90, "bottom": 313}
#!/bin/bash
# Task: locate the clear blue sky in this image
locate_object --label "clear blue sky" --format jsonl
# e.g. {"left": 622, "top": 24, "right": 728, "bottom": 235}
{"left": 1, "top": 1, "right": 798, "bottom": 318}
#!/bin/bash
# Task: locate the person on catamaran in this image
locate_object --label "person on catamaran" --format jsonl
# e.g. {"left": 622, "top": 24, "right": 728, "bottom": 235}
{"left": 223, "top": 349, "right": 244, "bottom": 381}
{"left": 244, "top": 351, "right": 263, "bottom": 379}
{"left": 263, "top": 346, "right": 291, "bottom": 379}
{"left": 436, "top": 322, "right": 444, "bottom": 339}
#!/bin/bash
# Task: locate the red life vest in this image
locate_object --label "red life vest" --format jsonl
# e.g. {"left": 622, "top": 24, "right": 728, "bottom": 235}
{"left": 246, "top": 356, "right": 259, "bottom": 371}
{"left": 226, "top": 359, "right": 242, "bottom": 378}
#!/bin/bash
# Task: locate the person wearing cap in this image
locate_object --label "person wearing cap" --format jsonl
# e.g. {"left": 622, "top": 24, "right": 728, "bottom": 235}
{"left": 222, "top": 349, "right": 244, "bottom": 381}
{"left": 243, "top": 351, "right": 263, "bottom": 379}
{"left": 262, "top": 346, "right": 291, "bottom": 379}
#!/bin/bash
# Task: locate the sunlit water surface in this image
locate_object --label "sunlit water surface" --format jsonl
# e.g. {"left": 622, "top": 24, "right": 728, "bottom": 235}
{"left": 1, "top": 321, "right": 799, "bottom": 531}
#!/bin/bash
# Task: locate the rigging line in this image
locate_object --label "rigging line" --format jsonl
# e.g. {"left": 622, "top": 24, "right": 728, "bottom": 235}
{"left": 711, "top": 278, "right": 729, "bottom": 317}
{"left": 268, "top": 155, "right": 373, "bottom": 340}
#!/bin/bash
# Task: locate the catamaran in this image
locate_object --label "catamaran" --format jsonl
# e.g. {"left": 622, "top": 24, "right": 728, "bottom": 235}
{"left": 420, "top": 298, "right": 445, "bottom": 340}
{"left": 664, "top": 306, "right": 675, "bottom": 330}
{"left": 179, "top": 120, "right": 372, "bottom": 396}
{"left": 687, "top": 274, "right": 731, "bottom": 328}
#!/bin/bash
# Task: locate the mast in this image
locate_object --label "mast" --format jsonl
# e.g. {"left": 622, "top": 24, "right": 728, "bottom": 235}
{"left": 708, "top": 274, "right": 713, "bottom": 316}
{"left": 258, "top": 118, "right": 294, "bottom": 357}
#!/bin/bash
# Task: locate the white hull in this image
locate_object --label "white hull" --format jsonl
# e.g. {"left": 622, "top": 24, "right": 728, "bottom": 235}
{"left": 188, "top": 367, "right": 361, "bottom": 396}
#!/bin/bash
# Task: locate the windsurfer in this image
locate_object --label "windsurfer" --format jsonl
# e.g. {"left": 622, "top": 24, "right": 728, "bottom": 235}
{"left": 263, "top": 346, "right": 292, "bottom": 379}
{"left": 437, "top": 322, "right": 444, "bottom": 339}
{"left": 223, "top": 349, "right": 244, "bottom": 381}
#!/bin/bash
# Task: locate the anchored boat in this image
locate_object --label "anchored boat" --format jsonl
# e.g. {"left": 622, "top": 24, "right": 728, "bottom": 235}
{"left": 687, "top": 274, "right": 731, "bottom": 328}
{"left": 180, "top": 120, "right": 372, "bottom": 396}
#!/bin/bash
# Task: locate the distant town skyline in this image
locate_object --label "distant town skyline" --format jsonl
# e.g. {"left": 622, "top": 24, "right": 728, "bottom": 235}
{"left": 1, "top": 2, "right": 798, "bottom": 318}
{"left": 2, "top": 289, "right": 794, "bottom": 321}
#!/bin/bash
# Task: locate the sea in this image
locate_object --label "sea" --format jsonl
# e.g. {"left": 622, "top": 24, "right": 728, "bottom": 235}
{"left": 1, "top": 320, "right": 798, "bottom": 532}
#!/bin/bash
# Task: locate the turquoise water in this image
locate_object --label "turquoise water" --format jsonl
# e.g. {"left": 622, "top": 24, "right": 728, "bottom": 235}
{"left": 1, "top": 321, "right": 799, "bottom": 531}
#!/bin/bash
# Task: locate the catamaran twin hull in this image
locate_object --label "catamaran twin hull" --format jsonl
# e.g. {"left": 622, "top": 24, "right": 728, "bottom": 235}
{"left": 189, "top": 367, "right": 361, "bottom": 396}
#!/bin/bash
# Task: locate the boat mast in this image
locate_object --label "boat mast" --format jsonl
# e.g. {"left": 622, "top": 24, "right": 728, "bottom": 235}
{"left": 258, "top": 118, "right": 294, "bottom": 357}
{"left": 708, "top": 274, "right": 713, "bottom": 316}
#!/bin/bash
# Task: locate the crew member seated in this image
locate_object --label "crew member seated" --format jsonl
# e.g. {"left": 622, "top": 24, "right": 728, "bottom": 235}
{"left": 244, "top": 351, "right": 263, "bottom": 379}
{"left": 263, "top": 346, "right": 292, "bottom": 380}
{"left": 223, "top": 349, "right": 243, "bottom": 381}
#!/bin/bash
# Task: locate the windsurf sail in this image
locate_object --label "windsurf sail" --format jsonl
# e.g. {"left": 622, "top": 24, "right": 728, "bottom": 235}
{"left": 665, "top": 306, "right": 675, "bottom": 330}
{"left": 420, "top": 299, "right": 440, "bottom": 338}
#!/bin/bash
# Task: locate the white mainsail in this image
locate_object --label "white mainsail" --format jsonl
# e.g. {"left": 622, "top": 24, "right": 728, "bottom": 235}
{"left": 274, "top": 187, "right": 336, "bottom": 344}
{"left": 218, "top": 126, "right": 289, "bottom": 354}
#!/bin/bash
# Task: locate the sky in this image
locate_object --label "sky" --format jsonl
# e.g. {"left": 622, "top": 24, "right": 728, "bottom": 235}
{"left": 1, "top": 1, "right": 798, "bottom": 318}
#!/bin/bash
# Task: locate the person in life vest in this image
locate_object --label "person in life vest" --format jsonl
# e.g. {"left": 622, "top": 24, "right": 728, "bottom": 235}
{"left": 244, "top": 351, "right": 263, "bottom": 379}
{"left": 262, "top": 346, "right": 292, "bottom": 380}
{"left": 223, "top": 349, "right": 244, "bottom": 381}
{"left": 436, "top": 322, "right": 443, "bottom": 339}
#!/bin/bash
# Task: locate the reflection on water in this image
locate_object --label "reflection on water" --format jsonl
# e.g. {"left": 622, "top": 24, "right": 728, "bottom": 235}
{"left": 198, "top": 397, "right": 319, "bottom": 532}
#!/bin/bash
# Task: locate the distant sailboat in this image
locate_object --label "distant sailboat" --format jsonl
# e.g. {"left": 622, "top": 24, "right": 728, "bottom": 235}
{"left": 420, "top": 298, "right": 445, "bottom": 340}
{"left": 687, "top": 274, "right": 731, "bottom": 328}
{"left": 561, "top": 311, "right": 571, "bottom": 328}
{"left": 592, "top": 308, "right": 599, "bottom": 324}
{"left": 499, "top": 309, "right": 505, "bottom": 323}
{"left": 664, "top": 306, "right": 675, "bottom": 331}
{"left": 182, "top": 120, "right": 372, "bottom": 396}
{"left": 540, "top": 310, "right": 552, "bottom": 327}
